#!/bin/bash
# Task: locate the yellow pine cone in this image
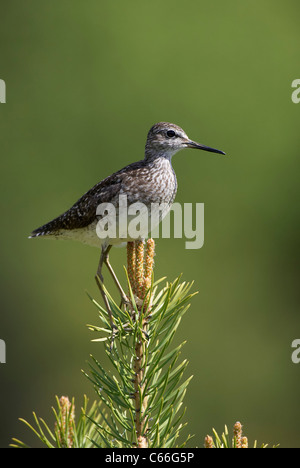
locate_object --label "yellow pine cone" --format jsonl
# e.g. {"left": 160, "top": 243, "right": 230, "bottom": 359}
{"left": 55, "top": 396, "right": 75, "bottom": 448}
{"left": 127, "top": 239, "right": 155, "bottom": 307}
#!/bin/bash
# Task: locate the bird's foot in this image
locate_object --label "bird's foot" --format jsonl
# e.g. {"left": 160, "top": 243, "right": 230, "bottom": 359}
{"left": 119, "top": 294, "right": 130, "bottom": 310}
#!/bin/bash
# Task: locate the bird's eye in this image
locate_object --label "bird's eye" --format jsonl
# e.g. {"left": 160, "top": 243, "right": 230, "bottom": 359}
{"left": 166, "top": 130, "right": 176, "bottom": 138}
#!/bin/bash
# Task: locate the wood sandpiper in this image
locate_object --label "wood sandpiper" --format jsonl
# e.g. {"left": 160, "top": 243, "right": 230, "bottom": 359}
{"left": 30, "top": 122, "right": 225, "bottom": 323}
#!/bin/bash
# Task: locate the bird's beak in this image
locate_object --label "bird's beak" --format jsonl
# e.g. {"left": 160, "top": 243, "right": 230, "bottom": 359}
{"left": 186, "top": 139, "right": 226, "bottom": 155}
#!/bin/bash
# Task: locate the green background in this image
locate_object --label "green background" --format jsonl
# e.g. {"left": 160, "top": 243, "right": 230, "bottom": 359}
{"left": 0, "top": 0, "right": 299, "bottom": 448}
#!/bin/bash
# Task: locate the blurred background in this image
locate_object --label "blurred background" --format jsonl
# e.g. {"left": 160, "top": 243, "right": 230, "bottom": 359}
{"left": 0, "top": 0, "right": 299, "bottom": 448}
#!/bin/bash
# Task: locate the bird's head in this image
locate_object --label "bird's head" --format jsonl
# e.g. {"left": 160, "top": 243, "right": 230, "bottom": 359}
{"left": 145, "top": 122, "right": 225, "bottom": 160}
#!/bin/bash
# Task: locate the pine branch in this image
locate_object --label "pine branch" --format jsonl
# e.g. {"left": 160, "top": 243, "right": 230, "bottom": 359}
{"left": 10, "top": 396, "right": 107, "bottom": 448}
{"left": 11, "top": 239, "right": 280, "bottom": 449}
{"left": 204, "top": 421, "right": 279, "bottom": 448}
{"left": 86, "top": 239, "right": 196, "bottom": 448}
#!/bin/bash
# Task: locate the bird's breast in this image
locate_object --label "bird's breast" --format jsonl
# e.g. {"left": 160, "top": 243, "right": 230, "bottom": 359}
{"left": 121, "top": 158, "right": 177, "bottom": 207}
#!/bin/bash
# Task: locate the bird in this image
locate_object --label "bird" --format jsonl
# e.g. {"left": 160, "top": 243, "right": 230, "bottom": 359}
{"left": 29, "top": 122, "right": 225, "bottom": 325}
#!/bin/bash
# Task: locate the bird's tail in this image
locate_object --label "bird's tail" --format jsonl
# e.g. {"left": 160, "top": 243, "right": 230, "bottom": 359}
{"left": 29, "top": 217, "right": 63, "bottom": 238}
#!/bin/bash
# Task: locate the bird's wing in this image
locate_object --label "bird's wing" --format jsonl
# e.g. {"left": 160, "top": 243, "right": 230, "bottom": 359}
{"left": 30, "top": 160, "right": 146, "bottom": 236}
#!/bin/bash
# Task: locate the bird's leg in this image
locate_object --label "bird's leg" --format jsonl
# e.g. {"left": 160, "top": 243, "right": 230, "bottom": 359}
{"left": 95, "top": 246, "right": 117, "bottom": 349}
{"left": 102, "top": 245, "right": 129, "bottom": 307}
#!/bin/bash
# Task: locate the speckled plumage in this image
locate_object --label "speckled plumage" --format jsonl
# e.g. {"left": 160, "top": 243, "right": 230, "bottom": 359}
{"left": 29, "top": 122, "right": 225, "bottom": 247}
